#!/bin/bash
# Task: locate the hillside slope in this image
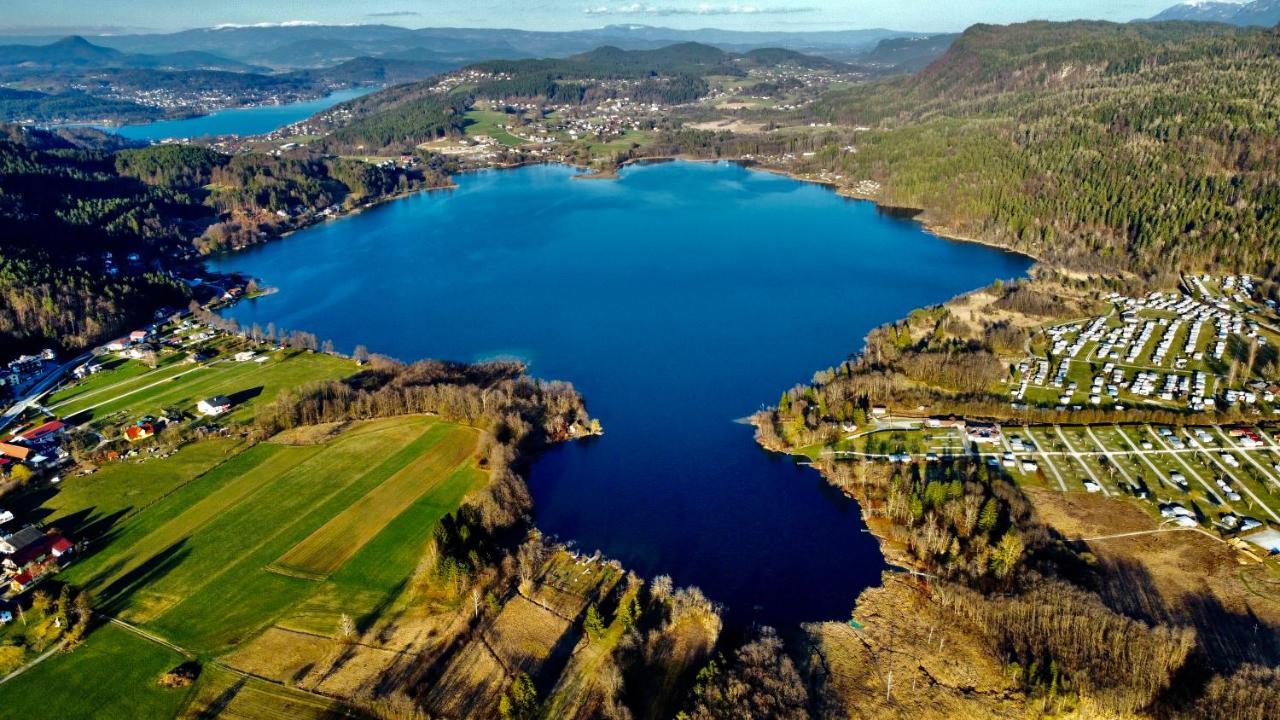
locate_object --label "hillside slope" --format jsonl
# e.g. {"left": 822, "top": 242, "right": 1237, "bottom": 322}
{"left": 807, "top": 20, "right": 1280, "bottom": 275}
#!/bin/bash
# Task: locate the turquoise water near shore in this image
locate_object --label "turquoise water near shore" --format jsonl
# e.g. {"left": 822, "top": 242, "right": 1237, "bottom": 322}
{"left": 210, "top": 160, "right": 1032, "bottom": 626}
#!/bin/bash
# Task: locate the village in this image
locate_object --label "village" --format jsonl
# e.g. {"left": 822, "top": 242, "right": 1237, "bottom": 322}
{"left": 0, "top": 283, "right": 323, "bottom": 607}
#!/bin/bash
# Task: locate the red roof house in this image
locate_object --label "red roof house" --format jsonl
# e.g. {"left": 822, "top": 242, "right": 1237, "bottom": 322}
{"left": 19, "top": 420, "right": 64, "bottom": 442}
{"left": 125, "top": 423, "right": 155, "bottom": 442}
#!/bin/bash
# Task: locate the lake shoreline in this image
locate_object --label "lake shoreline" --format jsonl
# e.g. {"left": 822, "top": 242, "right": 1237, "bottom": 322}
{"left": 210, "top": 160, "right": 1029, "bottom": 627}
{"left": 577, "top": 153, "right": 1042, "bottom": 265}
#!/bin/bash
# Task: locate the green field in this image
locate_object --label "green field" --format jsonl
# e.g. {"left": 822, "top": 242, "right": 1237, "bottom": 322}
{"left": 56, "top": 349, "right": 351, "bottom": 428}
{"left": 0, "top": 624, "right": 192, "bottom": 720}
{"left": 462, "top": 109, "right": 526, "bottom": 146}
{"left": 272, "top": 422, "right": 478, "bottom": 578}
{"left": 0, "top": 413, "right": 486, "bottom": 717}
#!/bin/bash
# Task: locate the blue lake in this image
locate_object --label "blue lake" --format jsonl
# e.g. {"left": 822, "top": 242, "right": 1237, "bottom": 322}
{"left": 104, "top": 87, "right": 374, "bottom": 141}
{"left": 210, "top": 161, "right": 1032, "bottom": 627}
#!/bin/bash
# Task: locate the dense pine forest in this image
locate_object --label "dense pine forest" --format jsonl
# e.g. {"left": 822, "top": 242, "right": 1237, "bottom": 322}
{"left": 800, "top": 20, "right": 1280, "bottom": 274}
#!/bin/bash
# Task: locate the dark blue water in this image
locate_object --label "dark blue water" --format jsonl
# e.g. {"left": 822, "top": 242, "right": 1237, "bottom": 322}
{"left": 210, "top": 161, "right": 1031, "bottom": 626}
{"left": 102, "top": 87, "right": 374, "bottom": 141}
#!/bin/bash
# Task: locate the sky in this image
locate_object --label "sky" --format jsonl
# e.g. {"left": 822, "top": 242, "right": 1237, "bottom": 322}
{"left": 3, "top": 1, "right": 1193, "bottom": 35}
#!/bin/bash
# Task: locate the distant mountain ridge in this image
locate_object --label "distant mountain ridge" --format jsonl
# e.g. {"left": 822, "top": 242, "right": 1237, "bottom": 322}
{"left": 0, "top": 35, "right": 260, "bottom": 72}
{"left": 1150, "top": 0, "right": 1280, "bottom": 26}
{"left": 0, "top": 24, "right": 915, "bottom": 70}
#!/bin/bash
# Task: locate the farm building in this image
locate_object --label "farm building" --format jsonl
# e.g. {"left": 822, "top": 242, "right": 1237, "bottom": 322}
{"left": 0, "top": 527, "right": 46, "bottom": 555}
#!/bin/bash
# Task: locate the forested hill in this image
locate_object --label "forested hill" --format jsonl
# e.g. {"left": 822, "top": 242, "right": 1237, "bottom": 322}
{"left": 804, "top": 20, "right": 1280, "bottom": 275}
{"left": 0, "top": 126, "right": 444, "bottom": 353}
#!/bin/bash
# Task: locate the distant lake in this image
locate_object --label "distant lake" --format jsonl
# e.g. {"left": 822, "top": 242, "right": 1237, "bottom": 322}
{"left": 209, "top": 161, "right": 1032, "bottom": 627}
{"left": 102, "top": 87, "right": 375, "bottom": 141}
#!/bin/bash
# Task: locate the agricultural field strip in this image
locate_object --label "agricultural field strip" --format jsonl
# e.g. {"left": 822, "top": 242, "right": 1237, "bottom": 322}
{"left": 1084, "top": 425, "right": 1136, "bottom": 487}
{"left": 272, "top": 423, "right": 477, "bottom": 577}
{"left": 54, "top": 363, "right": 215, "bottom": 416}
{"left": 1190, "top": 429, "right": 1280, "bottom": 522}
{"left": 143, "top": 423, "right": 437, "bottom": 612}
{"left": 1020, "top": 426, "right": 1069, "bottom": 491}
{"left": 91, "top": 421, "right": 428, "bottom": 633}
{"left": 138, "top": 431, "right": 444, "bottom": 653}
{"left": 81, "top": 362, "right": 270, "bottom": 419}
{"left": 183, "top": 664, "right": 350, "bottom": 720}
{"left": 45, "top": 360, "right": 176, "bottom": 408}
{"left": 1144, "top": 426, "right": 1229, "bottom": 507}
{"left": 1053, "top": 425, "right": 1111, "bottom": 496}
{"left": 81, "top": 443, "right": 321, "bottom": 594}
{"left": 1215, "top": 426, "right": 1280, "bottom": 492}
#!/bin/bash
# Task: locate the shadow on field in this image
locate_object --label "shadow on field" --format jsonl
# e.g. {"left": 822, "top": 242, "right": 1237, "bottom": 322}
{"left": 94, "top": 539, "right": 190, "bottom": 617}
{"left": 228, "top": 386, "right": 264, "bottom": 406}
{"left": 195, "top": 676, "right": 248, "bottom": 720}
{"left": 41, "top": 505, "right": 132, "bottom": 546}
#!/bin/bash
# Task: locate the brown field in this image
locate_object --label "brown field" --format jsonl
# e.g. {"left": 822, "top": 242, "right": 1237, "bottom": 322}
{"left": 485, "top": 594, "right": 575, "bottom": 675}
{"left": 423, "top": 640, "right": 509, "bottom": 717}
{"left": 685, "top": 118, "right": 765, "bottom": 133}
{"left": 1027, "top": 487, "right": 1280, "bottom": 669}
{"left": 269, "top": 422, "right": 350, "bottom": 446}
{"left": 180, "top": 666, "right": 352, "bottom": 720}
{"left": 221, "top": 626, "right": 336, "bottom": 685}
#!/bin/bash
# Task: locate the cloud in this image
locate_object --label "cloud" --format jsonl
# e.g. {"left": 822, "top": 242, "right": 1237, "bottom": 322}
{"left": 212, "top": 20, "right": 325, "bottom": 29}
{"left": 583, "top": 4, "right": 814, "bottom": 16}
{"left": 367, "top": 10, "right": 422, "bottom": 17}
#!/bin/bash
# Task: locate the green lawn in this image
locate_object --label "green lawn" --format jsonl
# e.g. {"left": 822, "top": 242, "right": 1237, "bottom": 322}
{"left": 59, "top": 350, "right": 353, "bottom": 428}
{"left": 0, "top": 624, "right": 192, "bottom": 720}
{"left": 13, "top": 437, "right": 245, "bottom": 536}
{"left": 463, "top": 110, "right": 526, "bottom": 146}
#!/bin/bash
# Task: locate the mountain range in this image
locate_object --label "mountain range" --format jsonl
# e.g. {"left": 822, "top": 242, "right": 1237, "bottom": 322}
{"left": 1150, "top": 0, "right": 1280, "bottom": 26}
{"left": 0, "top": 24, "right": 926, "bottom": 70}
{"left": 0, "top": 35, "right": 261, "bottom": 72}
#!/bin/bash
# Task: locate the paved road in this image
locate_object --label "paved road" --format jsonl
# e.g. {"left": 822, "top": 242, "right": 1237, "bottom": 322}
{"left": 0, "top": 352, "right": 93, "bottom": 433}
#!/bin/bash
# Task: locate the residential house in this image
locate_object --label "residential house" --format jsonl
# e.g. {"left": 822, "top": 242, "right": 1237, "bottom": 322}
{"left": 125, "top": 423, "right": 155, "bottom": 443}
{"left": 19, "top": 420, "right": 64, "bottom": 443}
{"left": 72, "top": 360, "right": 103, "bottom": 379}
{"left": 0, "top": 526, "right": 45, "bottom": 555}
{"left": 0, "top": 442, "right": 30, "bottom": 462}
{"left": 197, "top": 396, "right": 232, "bottom": 416}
